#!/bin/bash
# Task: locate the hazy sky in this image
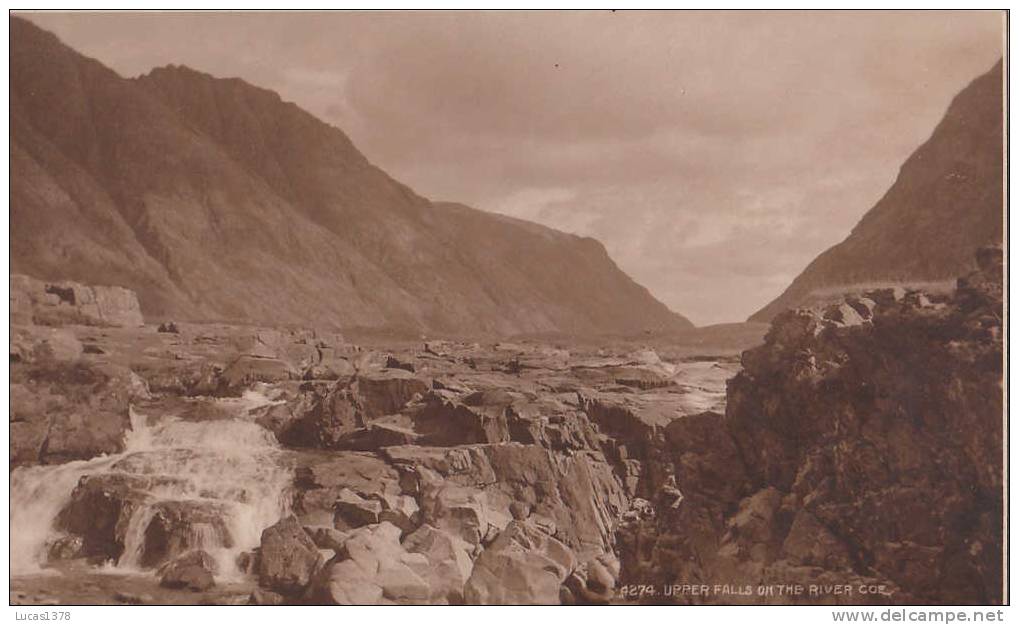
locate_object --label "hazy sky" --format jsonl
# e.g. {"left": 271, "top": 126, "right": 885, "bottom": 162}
{"left": 20, "top": 11, "right": 1004, "bottom": 325}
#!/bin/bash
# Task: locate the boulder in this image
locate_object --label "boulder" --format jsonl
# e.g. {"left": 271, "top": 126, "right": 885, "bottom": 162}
{"left": 464, "top": 520, "right": 577, "bottom": 605}
{"left": 334, "top": 488, "right": 383, "bottom": 530}
{"left": 158, "top": 550, "right": 217, "bottom": 591}
{"left": 375, "top": 492, "right": 421, "bottom": 532}
{"left": 56, "top": 474, "right": 155, "bottom": 561}
{"left": 258, "top": 515, "right": 323, "bottom": 596}
{"left": 312, "top": 522, "right": 431, "bottom": 605}
{"left": 317, "top": 559, "right": 384, "bottom": 605}
{"left": 402, "top": 524, "right": 474, "bottom": 603}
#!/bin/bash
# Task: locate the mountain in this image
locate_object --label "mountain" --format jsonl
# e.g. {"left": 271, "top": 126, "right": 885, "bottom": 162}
{"left": 10, "top": 16, "right": 692, "bottom": 336}
{"left": 750, "top": 60, "right": 1004, "bottom": 322}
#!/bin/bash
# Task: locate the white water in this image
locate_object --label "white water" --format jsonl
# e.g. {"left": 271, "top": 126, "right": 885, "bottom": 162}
{"left": 10, "top": 388, "right": 292, "bottom": 578}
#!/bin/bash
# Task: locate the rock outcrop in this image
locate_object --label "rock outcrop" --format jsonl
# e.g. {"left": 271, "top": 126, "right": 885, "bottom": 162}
{"left": 11, "top": 274, "right": 144, "bottom": 328}
{"left": 624, "top": 246, "right": 1003, "bottom": 604}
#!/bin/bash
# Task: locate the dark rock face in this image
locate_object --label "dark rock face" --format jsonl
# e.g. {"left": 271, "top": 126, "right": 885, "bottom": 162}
{"left": 752, "top": 60, "right": 1003, "bottom": 322}
{"left": 139, "top": 501, "right": 234, "bottom": 568}
{"left": 625, "top": 247, "right": 1003, "bottom": 604}
{"left": 10, "top": 16, "right": 691, "bottom": 336}
{"left": 55, "top": 473, "right": 235, "bottom": 571}
{"left": 56, "top": 474, "right": 154, "bottom": 562}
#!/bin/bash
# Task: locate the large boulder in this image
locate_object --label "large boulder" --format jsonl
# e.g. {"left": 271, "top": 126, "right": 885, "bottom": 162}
{"left": 402, "top": 524, "right": 474, "bottom": 603}
{"left": 56, "top": 474, "right": 162, "bottom": 561}
{"left": 310, "top": 522, "right": 431, "bottom": 605}
{"left": 464, "top": 520, "right": 577, "bottom": 605}
{"left": 257, "top": 515, "right": 323, "bottom": 596}
{"left": 333, "top": 488, "right": 383, "bottom": 530}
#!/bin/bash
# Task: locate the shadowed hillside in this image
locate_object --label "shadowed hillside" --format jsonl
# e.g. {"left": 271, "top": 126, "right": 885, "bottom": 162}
{"left": 11, "top": 17, "right": 692, "bottom": 336}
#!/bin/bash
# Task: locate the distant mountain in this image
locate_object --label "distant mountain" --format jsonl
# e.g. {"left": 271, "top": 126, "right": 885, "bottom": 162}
{"left": 11, "top": 16, "right": 692, "bottom": 336}
{"left": 750, "top": 60, "right": 1004, "bottom": 322}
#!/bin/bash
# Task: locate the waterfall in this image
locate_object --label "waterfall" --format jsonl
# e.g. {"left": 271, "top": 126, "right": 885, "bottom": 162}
{"left": 9, "top": 387, "right": 293, "bottom": 578}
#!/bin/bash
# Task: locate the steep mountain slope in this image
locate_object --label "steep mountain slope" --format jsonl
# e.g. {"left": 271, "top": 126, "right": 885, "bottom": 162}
{"left": 750, "top": 60, "right": 1004, "bottom": 322}
{"left": 11, "top": 17, "right": 692, "bottom": 336}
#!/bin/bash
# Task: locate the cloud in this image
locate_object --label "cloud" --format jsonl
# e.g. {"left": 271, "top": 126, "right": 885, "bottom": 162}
{"left": 20, "top": 10, "right": 1004, "bottom": 324}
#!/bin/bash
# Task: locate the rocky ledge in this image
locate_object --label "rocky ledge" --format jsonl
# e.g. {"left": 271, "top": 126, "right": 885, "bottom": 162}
{"left": 620, "top": 246, "right": 1003, "bottom": 604}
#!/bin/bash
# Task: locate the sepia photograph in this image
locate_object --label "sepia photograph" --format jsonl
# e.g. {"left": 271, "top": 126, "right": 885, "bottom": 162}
{"left": 5, "top": 8, "right": 1008, "bottom": 614}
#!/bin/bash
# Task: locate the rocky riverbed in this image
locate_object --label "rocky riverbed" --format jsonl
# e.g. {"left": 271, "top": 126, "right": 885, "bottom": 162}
{"left": 9, "top": 279, "right": 737, "bottom": 605}
{"left": 8, "top": 247, "right": 1003, "bottom": 605}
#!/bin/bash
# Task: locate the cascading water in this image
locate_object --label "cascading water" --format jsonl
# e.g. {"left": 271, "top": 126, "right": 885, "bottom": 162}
{"left": 10, "top": 388, "right": 293, "bottom": 579}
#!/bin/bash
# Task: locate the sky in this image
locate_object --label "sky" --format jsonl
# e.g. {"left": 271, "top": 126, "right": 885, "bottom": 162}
{"left": 19, "top": 11, "right": 1004, "bottom": 325}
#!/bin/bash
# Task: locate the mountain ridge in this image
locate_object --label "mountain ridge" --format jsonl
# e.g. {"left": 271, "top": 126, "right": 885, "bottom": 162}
{"left": 750, "top": 59, "right": 1004, "bottom": 322}
{"left": 11, "top": 16, "right": 693, "bottom": 336}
